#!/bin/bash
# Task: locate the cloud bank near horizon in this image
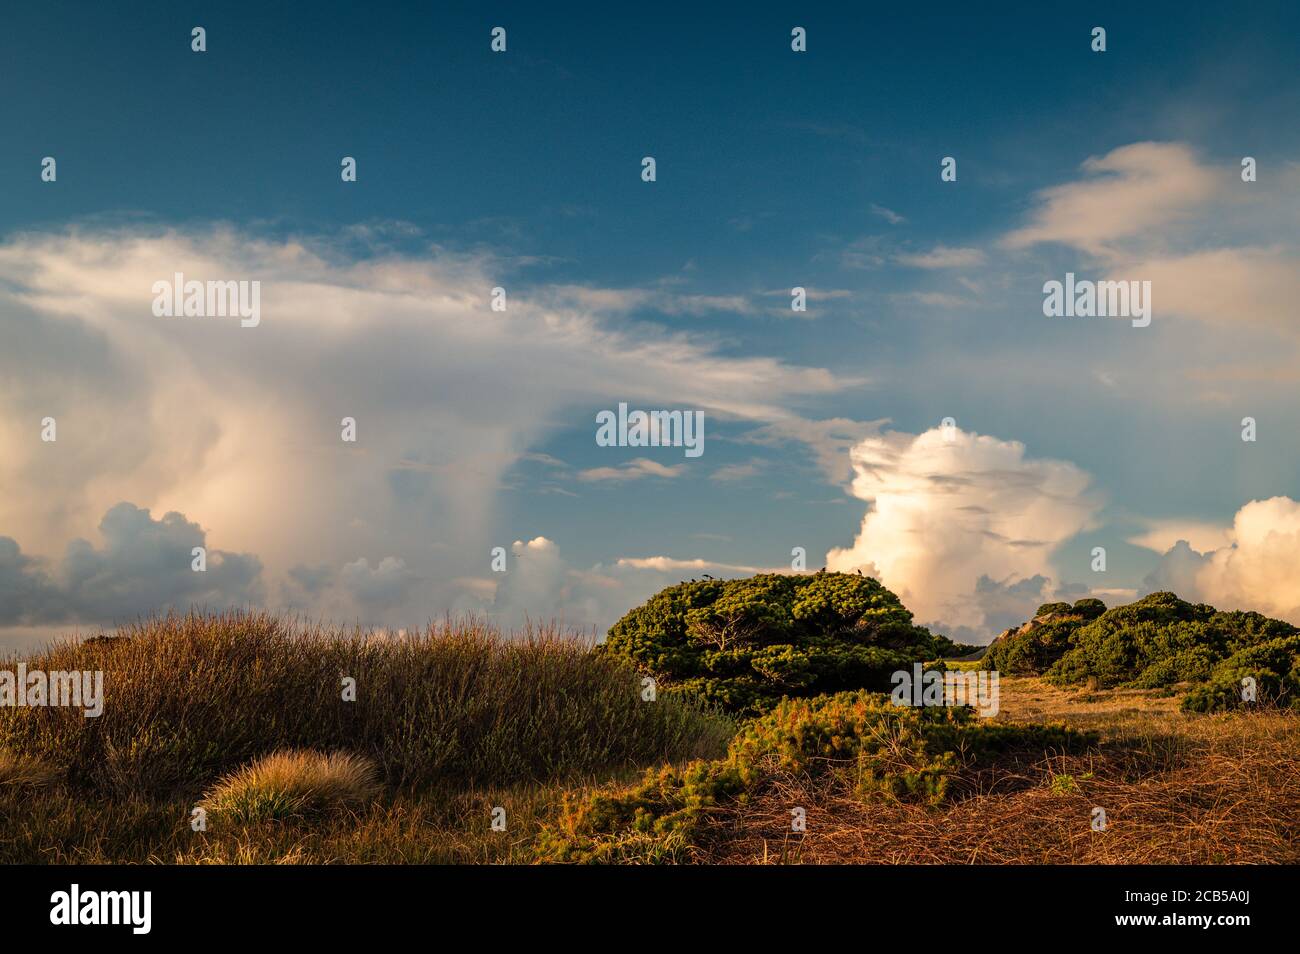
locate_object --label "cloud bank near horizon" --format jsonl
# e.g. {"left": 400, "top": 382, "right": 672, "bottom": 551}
{"left": 4, "top": 136, "right": 1300, "bottom": 647}
{"left": 0, "top": 225, "right": 856, "bottom": 639}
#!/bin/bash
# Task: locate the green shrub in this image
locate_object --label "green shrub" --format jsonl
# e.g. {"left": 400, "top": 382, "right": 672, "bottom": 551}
{"left": 598, "top": 573, "right": 948, "bottom": 716}
{"left": 1049, "top": 593, "right": 1297, "bottom": 692}
{"left": 981, "top": 598, "right": 1114, "bottom": 676}
{"left": 983, "top": 618, "right": 1079, "bottom": 675}
{"left": 537, "top": 690, "right": 1096, "bottom": 863}
{"left": 980, "top": 592, "right": 1299, "bottom": 711}
{"left": 1035, "top": 602, "right": 1074, "bottom": 618}
{"left": 930, "top": 634, "right": 984, "bottom": 658}
{"left": 977, "top": 590, "right": 1300, "bottom": 712}
{"left": 1181, "top": 635, "right": 1300, "bottom": 712}
{"left": 1071, "top": 598, "right": 1107, "bottom": 621}
{"left": 1128, "top": 646, "right": 1215, "bottom": 689}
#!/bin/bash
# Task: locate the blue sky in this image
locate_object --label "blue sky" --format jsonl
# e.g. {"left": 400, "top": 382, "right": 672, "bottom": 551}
{"left": 2, "top": 1, "right": 1300, "bottom": 649}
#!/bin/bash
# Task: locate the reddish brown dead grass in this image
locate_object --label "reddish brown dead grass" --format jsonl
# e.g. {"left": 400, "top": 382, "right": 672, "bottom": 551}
{"left": 706, "top": 677, "right": 1300, "bottom": 864}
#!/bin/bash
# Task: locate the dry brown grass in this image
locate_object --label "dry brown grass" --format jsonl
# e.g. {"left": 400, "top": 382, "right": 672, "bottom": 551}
{"left": 0, "top": 782, "right": 571, "bottom": 864}
{"left": 0, "top": 747, "right": 61, "bottom": 789}
{"left": 0, "top": 611, "right": 736, "bottom": 864}
{"left": 0, "top": 611, "right": 734, "bottom": 800}
{"left": 707, "top": 677, "right": 1300, "bottom": 864}
{"left": 6, "top": 658, "right": 1294, "bottom": 864}
{"left": 201, "top": 750, "right": 383, "bottom": 821}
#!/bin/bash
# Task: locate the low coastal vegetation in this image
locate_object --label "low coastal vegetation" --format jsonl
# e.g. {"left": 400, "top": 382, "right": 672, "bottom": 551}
{"left": 981, "top": 591, "right": 1300, "bottom": 711}
{"left": 536, "top": 691, "right": 1094, "bottom": 863}
{"left": 1, "top": 575, "right": 1296, "bottom": 864}
{"left": 0, "top": 611, "right": 732, "bottom": 801}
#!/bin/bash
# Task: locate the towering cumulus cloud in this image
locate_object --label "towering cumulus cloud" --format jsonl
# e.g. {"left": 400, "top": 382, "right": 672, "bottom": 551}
{"left": 827, "top": 426, "right": 1101, "bottom": 640}
{"left": 1143, "top": 497, "right": 1300, "bottom": 624}
{"left": 0, "top": 227, "right": 850, "bottom": 637}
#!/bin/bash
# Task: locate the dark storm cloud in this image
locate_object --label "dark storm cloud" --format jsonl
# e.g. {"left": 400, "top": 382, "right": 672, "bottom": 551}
{"left": 0, "top": 502, "right": 263, "bottom": 626}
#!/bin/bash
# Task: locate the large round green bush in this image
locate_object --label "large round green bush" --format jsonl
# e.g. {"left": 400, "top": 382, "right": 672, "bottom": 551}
{"left": 980, "top": 591, "right": 1300, "bottom": 711}
{"left": 597, "top": 572, "right": 947, "bottom": 716}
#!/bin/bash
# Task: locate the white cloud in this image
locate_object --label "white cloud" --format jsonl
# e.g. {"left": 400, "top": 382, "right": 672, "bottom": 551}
{"left": 1143, "top": 497, "right": 1300, "bottom": 623}
{"left": 613, "top": 556, "right": 772, "bottom": 574}
{"left": 576, "top": 458, "right": 685, "bottom": 482}
{"left": 870, "top": 204, "right": 907, "bottom": 225}
{"left": 996, "top": 140, "right": 1300, "bottom": 362}
{"left": 1125, "top": 246, "right": 1300, "bottom": 333}
{"left": 839, "top": 236, "right": 888, "bottom": 269}
{"left": 826, "top": 426, "right": 1102, "bottom": 638}
{"left": 486, "top": 536, "right": 575, "bottom": 626}
{"left": 1128, "top": 519, "right": 1233, "bottom": 554}
{"left": 479, "top": 538, "right": 787, "bottom": 635}
{"left": 0, "top": 226, "right": 855, "bottom": 637}
{"left": 656, "top": 294, "right": 754, "bottom": 316}
{"left": 536, "top": 284, "right": 754, "bottom": 317}
{"left": 1001, "top": 145, "right": 1300, "bottom": 342}
{"left": 895, "top": 246, "right": 986, "bottom": 269}
{"left": 709, "top": 460, "right": 762, "bottom": 482}
{"left": 340, "top": 556, "right": 418, "bottom": 607}
{"left": 888, "top": 291, "right": 970, "bottom": 308}
{"left": 762, "top": 287, "right": 853, "bottom": 301}
{"left": 1002, "top": 142, "right": 1220, "bottom": 258}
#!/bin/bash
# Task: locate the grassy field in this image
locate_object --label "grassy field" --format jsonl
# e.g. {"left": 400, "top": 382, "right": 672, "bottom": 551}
{"left": 0, "top": 612, "right": 731, "bottom": 863}
{"left": 2, "top": 619, "right": 1296, "bottom": 864}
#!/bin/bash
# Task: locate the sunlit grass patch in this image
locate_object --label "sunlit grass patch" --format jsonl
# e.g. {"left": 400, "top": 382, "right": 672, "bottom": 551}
{"left": 202, "top": 750, "right": 382, "bottom": 822}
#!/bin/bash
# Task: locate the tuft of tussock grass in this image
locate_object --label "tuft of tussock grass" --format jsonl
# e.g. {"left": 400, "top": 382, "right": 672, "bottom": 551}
{"left": 202, "top": 750, "right": 381, "bottom": 821}
{"left": 0, "top": 748, "right": 60, "bottom": 789}
{"left": 0, "top": 611, "right": 734, "bottom": 800}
